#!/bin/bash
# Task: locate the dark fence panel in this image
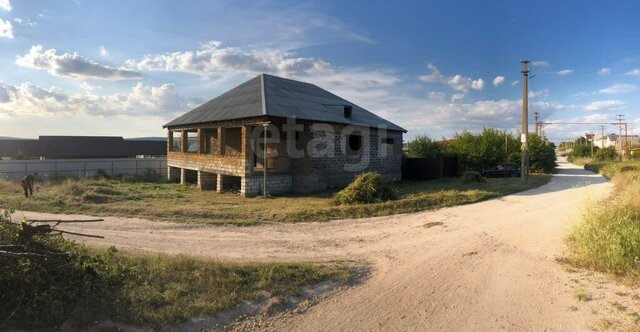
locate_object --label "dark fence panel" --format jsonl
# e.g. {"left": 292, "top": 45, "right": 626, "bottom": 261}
{"left": 402, "top": 156, "right": 459, "bottom": 180}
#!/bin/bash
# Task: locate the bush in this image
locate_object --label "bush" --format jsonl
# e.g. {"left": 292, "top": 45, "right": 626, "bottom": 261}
{"left": 593, "top": 146, "right": 618, "bottom": 162}
{"left": 444, "top": 129, "right": 520, "bottom": 172}
{"left": 331, "top": 172, "right": 398, "bottom": 205}
{"left": 462, "top": 171, "right": 485, "bottom": 183}
{"left": 406, "top": 135, "right": 442, "bottom": 158}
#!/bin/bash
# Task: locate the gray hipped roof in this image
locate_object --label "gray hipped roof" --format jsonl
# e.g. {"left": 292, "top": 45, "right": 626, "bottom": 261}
{"left": 164, "top": 74, "right": 406, "bottom": 132}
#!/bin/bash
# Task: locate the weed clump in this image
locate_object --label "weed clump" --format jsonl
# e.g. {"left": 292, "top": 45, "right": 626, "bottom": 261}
{"left": 331, "top": 172, "right": 398, "bottom": 205}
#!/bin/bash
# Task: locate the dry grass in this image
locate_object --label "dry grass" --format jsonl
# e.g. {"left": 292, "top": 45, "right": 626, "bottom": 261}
{"left": 566, "top": 161, "right": 640, "bottom": 279}
{"left": 0, "top": 211, "right": 351, "bottom": 329}
{"left": 0, "top": 175, "right": 550, "bottom": 225}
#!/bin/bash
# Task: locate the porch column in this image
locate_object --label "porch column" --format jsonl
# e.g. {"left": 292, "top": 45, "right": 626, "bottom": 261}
{"left": 181, "top": 130, "right": 188, "bottom": 152}
{"left": 167, "top": 130, "right": 173, "bottom": 153}
{"left": 218, "top": 127, "right": 226, "bottom": 155}
{"left": 240, "top": 125, "right": 254, "bottom": 197}
{"left": 198, "top": 128, "right": 205, "bottom": 153}
{"left": 180, "top": 168, "right": 186, "bottom": 185}
{"left": 216, "top": 173, "right": 224, "bottom": 192}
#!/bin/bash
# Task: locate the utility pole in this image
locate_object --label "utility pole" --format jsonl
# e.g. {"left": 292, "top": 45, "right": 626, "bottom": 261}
{"left": 521, "top": 60, "right": 530, "bottom": 180}
{"left": 601, "top": 125, "right": 605, "bottom": 149}
{"left": 616, "top": 114, "right": 624, "bottom": 160}
{"left": 504, "top": 132, "right": 509, "bottom": 177}
{"left": 534, "top": 112, "right": 539, "bottom": 136}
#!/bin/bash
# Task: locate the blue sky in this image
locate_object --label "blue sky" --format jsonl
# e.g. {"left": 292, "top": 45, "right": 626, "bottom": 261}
{"left": 1, "top": 0, "right": 640, "bottom": 142}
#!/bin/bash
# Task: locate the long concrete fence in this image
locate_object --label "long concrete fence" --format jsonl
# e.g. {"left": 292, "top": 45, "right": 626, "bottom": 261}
{"left": 0, "top": 157, "right": 167, "bottom": 180}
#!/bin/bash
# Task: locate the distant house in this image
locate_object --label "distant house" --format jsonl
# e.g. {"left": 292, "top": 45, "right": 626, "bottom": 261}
{"left": 593, "top": 133, "right": 639, "bottom": 151}
{"left": 164, "top": 74, "right": 406, "bottom": 197}
{"left": 0, "top": 136, "right": 166, "bottom": 160}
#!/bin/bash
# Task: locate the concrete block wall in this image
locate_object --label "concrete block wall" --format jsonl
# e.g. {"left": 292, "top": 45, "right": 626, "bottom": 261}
{"left": 0, "top": 158, "right": 167, "bottom": 180}
{"left": 242, "top": 174, "right": 292, "bottom": 197}
{"left": 291, "top": 124, "right": 403, "bottom": 193}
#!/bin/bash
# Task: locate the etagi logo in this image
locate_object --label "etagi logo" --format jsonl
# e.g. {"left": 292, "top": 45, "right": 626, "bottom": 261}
{"left": 250, "top": 117, "right": 394, "bottom": 172}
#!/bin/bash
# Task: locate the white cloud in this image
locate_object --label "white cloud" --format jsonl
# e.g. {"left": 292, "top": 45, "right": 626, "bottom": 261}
{"left": 492, "top": 76, "right": 505, "bottom": 86}
{"left": 531, "top": 61, "right": 550, "bottom": 68}
{"left": 99, "top": 46, "right": 109, "bottom": 57}
{"left": 127, "top": 40, "right": 399, "bottom": 108}
{"left": 599, "top": 83, "right": 637, "bottom": 94}
{"left": 0, "top": 19, "right": 13, "bottom": 39}
{"left": 0, "top": 81, "right": 193, "bottom": 118}
{"left": 584, "top": 100, "right": 625, "bottom": 112}
{"left": 418, "top": 64, "right": 483, "bottom": 100}
{"left": 556, "top": 69, "right": 574, "bottom": 76}
{"left": 528, "top": 89, "right": 549, "bottom": 99}
{"left": 16, "top": 45, "right": 142, "bottom": 80}
{"left": 0, "top": 0, "right": 11, "bottom": 11}
{"left": 427, "top": 91, "right": 445, "bottom": 100}
{"left": 418, "top": 63, "right": 445, "bottom": 83}
{"left": 128, "top": 40, "right": 396, "bottom": 90}
{"left": 13, "top": 18, "right": 36, "bottom": 27}
{"left": 626, "top": 69, "right": 640, "bottom": 77}
{"left": 598, "top": 68, "right": 611, "bottom": 76}
{"left": 447, "top": 75, "right": 484, "bottom": 92}
{"left": 511, "top": 80, "right": 519, "bottom": 86}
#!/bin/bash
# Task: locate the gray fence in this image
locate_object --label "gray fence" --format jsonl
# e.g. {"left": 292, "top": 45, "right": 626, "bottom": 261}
{"left": 0, "top": 157, "right": 167, "bottom": 180}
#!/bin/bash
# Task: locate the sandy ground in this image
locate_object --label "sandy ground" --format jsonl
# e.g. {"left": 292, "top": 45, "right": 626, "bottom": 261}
{"left": 12, "top": 157, "right": 640, "bottom": 331}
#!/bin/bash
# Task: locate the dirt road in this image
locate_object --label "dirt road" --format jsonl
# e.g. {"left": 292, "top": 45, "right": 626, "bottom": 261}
{"left": 13, "top": 158, "right": 640, "bottom": 330}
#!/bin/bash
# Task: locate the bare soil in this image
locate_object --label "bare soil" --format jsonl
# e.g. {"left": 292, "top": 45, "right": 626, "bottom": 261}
{"left": 13, "top": 158, "right": 640, "bottom": 331}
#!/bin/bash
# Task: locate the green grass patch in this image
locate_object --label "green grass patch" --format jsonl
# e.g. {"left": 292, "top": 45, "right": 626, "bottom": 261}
{"left": 567, "top": 156, "right": 593, "bottom": 166}
{"left": 0, "top": 174, "right": 551, "bottom": 225}
{"left": 565, "top": 160, "right": 640, "bottom": 279}
{"left": 582, "top": 160, "right": 640, "bottom": 180}
{"left": 0, "top": 212, "right": 350, "bottom": 329}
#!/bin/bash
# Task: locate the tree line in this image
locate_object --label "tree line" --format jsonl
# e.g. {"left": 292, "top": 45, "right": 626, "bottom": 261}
{"left": 406, "top": 128, "right": 557, "bottom": 173}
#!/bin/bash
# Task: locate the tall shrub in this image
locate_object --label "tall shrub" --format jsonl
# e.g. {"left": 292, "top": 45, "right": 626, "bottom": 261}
{"left": 406, "top": 135, "right": 442, "bottom": 158}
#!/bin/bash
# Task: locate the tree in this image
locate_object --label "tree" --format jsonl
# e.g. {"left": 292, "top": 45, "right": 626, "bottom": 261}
{"left": 593, "top": 146, "right": 618, "bottom": 162}
{"left": 444, "top": 128, "right": 520, "bottom": 172}
{"left": 406, "top": 135, "right": 442, "bottom": 158}
{"left": 571, "top": 136, "right": 598, "bottom": 157}
{"left": 528, "top": 134, "right": 557, "bottom": 173}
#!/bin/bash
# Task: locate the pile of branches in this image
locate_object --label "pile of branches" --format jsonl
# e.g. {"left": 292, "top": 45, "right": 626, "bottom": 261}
{"left": 0, "top": 209, "right": 104, "bottom": 329}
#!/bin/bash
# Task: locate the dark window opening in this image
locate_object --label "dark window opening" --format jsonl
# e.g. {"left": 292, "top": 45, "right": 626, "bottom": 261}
{"left": 348, "top": 134, "right": 362, "bottom": 153}
{"left": 344, "top": 105, "right": 352, "bottom": 118}
{"left": 221, "top": 175, "right": 241, "bottom": 192}
{"left": 204, "top": 128, "right": 218, "bottom": 154}
{"left": 383, "top": 137, "right": 394, "bottom": 144}
{"left": 223, "top": 127, "right": 242, "bottom": 155}
{"left": 184, "top": 169, "right": 197, "bottom": 184}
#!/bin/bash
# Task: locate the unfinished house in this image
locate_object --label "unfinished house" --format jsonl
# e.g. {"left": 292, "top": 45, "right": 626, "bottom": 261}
{"left": 164, "top": 74, "right": 406, "bottom": 197}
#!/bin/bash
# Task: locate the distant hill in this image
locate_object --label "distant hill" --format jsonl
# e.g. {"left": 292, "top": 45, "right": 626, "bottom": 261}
{"left": 126, "top": 137, "right": 166, "bottom": 141}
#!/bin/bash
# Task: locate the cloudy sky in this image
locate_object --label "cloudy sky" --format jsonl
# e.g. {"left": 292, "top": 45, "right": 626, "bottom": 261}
{"left": 1, "top": 0, "right": 640, "bottom": 141}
